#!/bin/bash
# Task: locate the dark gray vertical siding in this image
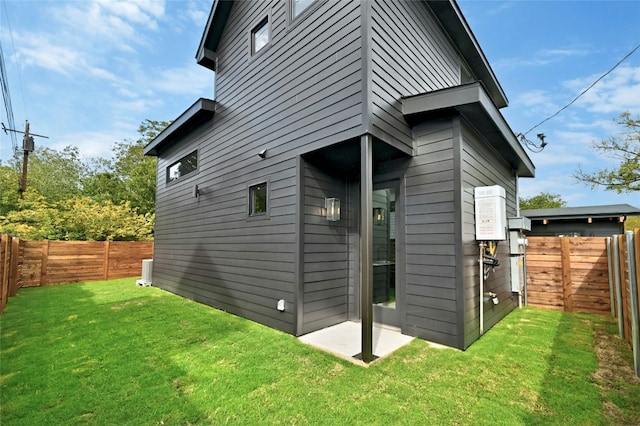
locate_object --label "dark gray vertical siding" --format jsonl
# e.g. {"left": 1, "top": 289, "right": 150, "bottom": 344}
{"left": 301, "top": 161, "right": 349, "bottom": 334}
{"left": 403, "top": 119, "right": 459, "bottom": 347}
{"left": 459, "top": 120, "right": 518, "bottom": 348}
{"left": 370, "top": 0, "right": 460, "bottom": 149}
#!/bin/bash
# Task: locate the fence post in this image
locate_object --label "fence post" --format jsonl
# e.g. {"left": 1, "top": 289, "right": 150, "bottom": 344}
{"left": 612, "top": 237, "right": 624, "bottom": 338}
{"left": 625, "top": 231, "right": 640, "bottom": 377}
{"left": 40, "top": 240, "right": 49, "bottom": 287}
{"left": 9, "top": 237, "right": 20, "bottom": 296}
{"left": 560, "top": 237, "right": 573, "bottom": 312}
{"left": 103, "top": 240, "right": 111, "bottom": 281}
{"left": 1, "top": 235, "right": 10, "bottom": 313}
{"left": 606, "top": 237, "right": 616, "bottom": 316}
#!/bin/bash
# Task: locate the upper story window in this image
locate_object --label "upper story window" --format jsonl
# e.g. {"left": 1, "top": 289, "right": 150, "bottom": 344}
{"left": 292, "top": 0, "right": 315, "bottom": 18}
{"left": 251, "top": 17, "right": 270, "bottom": 55}
{"left": 460, "top": 64, "right": 474, "bottom": 84}
{"left": 167, "top": 150, "right": 198, "bottom": 183}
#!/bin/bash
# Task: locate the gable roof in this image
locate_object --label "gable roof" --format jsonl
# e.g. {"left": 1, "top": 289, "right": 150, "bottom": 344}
{"left": 521, "top": 204, "right": 640, "bottom": 220}
{"left": 425, "top": 0, "right": 507, "bottom": 108}
{"left": 196, "top": 0, "right": 508, "bottom": 108}
{"left": 196, "top": 0, "right": 233, "bottom": 71}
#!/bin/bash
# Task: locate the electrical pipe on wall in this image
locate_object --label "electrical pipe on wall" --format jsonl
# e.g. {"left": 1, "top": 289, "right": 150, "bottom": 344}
{"left": 479, "top": 241, "right": 485, "bottom": 336}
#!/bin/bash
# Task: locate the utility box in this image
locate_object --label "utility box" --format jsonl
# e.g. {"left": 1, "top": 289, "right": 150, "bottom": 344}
{"left": 136, "top": 259, "right": 153, "bottom": 287}
{"left": 474, "top": 185, "right": 507, "bottom": 240}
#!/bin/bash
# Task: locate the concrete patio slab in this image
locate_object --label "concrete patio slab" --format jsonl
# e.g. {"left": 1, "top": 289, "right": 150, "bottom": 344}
{"left": 298, "top": 321, "right": 414, "bottom": 364}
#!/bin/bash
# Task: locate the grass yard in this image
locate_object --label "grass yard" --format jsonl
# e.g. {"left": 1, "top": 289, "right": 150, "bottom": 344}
{"left": 1, "top": 278, "right": 639, "bottom": 425}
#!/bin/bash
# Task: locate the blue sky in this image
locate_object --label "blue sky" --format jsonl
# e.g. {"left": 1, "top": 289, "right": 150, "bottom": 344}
{"left": 1, "top": 0, "right": 639, "bottom": 208}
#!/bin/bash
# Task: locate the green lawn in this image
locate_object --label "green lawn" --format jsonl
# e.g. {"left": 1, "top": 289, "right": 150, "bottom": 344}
{"left": 1, "top": 278, "right": 638, "bottom": 425}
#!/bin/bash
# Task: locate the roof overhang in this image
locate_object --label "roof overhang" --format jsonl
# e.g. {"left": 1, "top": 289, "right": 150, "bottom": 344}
{"left": 402, "top": 82, "right": 535, "bottom": 177}
{"left": 521, "top": 204, "right": 640, "bottom": 221}
{"left": 196, "top": 0, "right": 234, "bottom": 71}
{"left": 426, "top": 0, "right": 508, "bottom": 109}
{"left": 144, "top": 98, "right": 216, "bottom": 156}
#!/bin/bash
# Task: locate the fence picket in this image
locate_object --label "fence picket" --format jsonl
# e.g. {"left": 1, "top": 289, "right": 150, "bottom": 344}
{"left": 0, "top": 235, "right": 153, "bottom": 313}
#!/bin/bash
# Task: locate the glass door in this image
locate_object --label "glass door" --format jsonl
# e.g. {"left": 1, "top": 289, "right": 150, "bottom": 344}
{"left": 372, "top": 186, "right": 399, "bottom": 327}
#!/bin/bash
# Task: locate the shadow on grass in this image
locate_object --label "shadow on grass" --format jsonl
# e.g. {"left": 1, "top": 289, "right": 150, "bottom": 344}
{"left": 521, "top": 312, "right": 601, "bottom": 425}
{"left": 0, "top": 279, "right": 217, "bottom": 425}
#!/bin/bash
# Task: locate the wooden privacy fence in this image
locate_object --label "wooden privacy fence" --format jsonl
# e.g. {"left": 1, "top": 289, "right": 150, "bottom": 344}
{"left": 525, "top": 232, "right": 640, "bottom": 377}
{"left": 1, "top": 235, "right": 153, "bottom": 313}
{"left": 607, "top": 230, "right": 640, "bottom": 377}
{"left": 526, "top": 236, "right": 611, "bottom": 315}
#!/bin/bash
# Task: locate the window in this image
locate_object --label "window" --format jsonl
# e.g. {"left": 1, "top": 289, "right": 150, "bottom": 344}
{"left": 249, "top": 182, "right": 268, "bottom": 216}
{"left": 251, "top": 17, "right": 269, "bottom": 55}
{"left": 460, "top": 64, "right": 473, "bottom": 84}
{"left": 166, "top": 150, "right": 198, "bottom": 183}
{"left": 292, "top": 0, "right": 315, "bottom": 18}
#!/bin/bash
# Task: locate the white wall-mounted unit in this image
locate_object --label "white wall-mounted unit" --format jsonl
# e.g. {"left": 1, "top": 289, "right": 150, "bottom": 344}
{"left": 474, "top": 185, "right": 507, "bottom": 240}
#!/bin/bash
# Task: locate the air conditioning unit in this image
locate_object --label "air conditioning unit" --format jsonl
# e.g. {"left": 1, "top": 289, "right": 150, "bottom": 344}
{"left": 136, "top": 259, "right": 153, "bottom": 287}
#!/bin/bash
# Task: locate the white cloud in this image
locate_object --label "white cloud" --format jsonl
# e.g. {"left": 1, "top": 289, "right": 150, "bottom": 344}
{"left": 495, "top": 47, "right": 590, "bottom": 70}
{"left": 97, "top": 0, "right": 165, "bottom": 30}
{"left": 151, "top": 65, "right": 213, "bottom": 96}
{"left": 515, "top": 89, "right": 555, "bottom": 108}
{"left": 563, "top": 66, "right": 640, "bottom": 115}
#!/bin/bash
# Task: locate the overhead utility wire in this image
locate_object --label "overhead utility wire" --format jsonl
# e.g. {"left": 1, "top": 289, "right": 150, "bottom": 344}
{"left": 523, "top": 43, "right": 640, "bottom": 136}
{"left": 0, "top": 41, "right": 18, "bottom": 153}
{"left": 2, "top": 0, "right": 28, "bottom": 122}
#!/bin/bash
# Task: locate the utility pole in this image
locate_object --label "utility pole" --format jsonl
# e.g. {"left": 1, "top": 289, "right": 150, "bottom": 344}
{"left": 1, "top": 120, "right": 48, "bottom": 197}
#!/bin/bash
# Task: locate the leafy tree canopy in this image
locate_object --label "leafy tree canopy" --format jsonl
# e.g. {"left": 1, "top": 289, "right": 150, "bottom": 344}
{"left": 0, "top": 119, "right": 166, "bottom": 240}
{"left": 1, "top": 190, "right": 154, "bottom": 241}
{"left": 519, "top": 192, "right": 567, "bottom": 210}
{"left": 83, "top": 119, "right": 166, "bottom": 215}
{"left": 6, "top": 145, "right": 85, "bottom": 203}
{"left": 574, "top": 111, "right": 639, "bottom": 193}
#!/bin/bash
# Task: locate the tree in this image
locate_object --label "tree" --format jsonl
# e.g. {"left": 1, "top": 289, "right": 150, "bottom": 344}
{"left": 83, "top": 119, "right": 166, "bottom": 215}
{"left": 0, "top": 161, "right": 21, "bottom": 216}
{"left": 574, "top": 111, "right": 639, "bottom": 193}
{"left": 0, "top": 190, "right": 154, "bottom": 241}
{"left": 625, "top": 215, "right": 640, "bottom": 231}
{"left": 7, "top": 145, "right": 86, "bottom": 203}
{"left": 519, "top": 192, "right": 567, "bottom": 210}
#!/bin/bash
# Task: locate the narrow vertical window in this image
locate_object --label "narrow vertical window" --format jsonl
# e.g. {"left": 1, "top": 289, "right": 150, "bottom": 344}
{"left": 249, "top": 182, "right": 268, "bottom": 216}
{"left": 251, "top": 17, "right": 269, "bottom": 55}
{"left": 292, "top": 0, "right": 315, "bottom": 18}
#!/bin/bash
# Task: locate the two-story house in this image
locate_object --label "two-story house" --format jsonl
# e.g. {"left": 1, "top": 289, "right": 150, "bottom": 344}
{"left": 144, "top": 0, "right": 535, "bottom": 359}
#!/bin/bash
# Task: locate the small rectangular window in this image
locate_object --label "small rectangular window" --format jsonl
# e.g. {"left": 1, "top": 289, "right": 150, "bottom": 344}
{"left": 292, "top": 0, "right": 315, "bottom": 18}
{"left": 249, "top": 182, "right": 268, "bottom": 216}
{"left": 167, "top": 150, "right": 198, "bottom": 183}
{"left": 251, "top": 17, "right": 269, "bottom": 55}
{"left": 460, "top": 64, "right": 473, "bottom": 84}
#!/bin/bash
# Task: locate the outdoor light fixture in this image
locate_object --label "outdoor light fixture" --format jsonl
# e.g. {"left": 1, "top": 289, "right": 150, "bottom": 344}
{"left": 373, "top": 207, "right": 386, "bottom": 225}
{"left": 325, "top": 197, "right": 340, "bottom": 221}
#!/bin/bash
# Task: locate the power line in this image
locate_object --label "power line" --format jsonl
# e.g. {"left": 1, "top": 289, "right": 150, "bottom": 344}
{"left": 523, "top": 43, "right": 640, "bottom": 136}
{"left": 0, "top": 40, "right": 18, "bottom": 153}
